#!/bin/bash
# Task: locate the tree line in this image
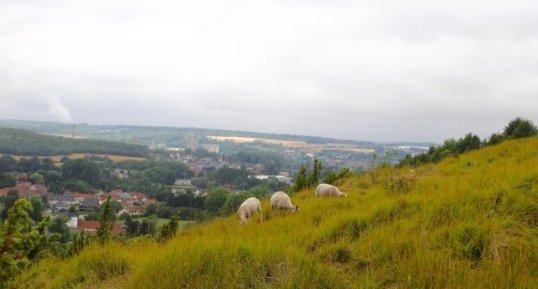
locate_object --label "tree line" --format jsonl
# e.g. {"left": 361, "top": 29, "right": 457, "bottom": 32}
{"left": 399, "top": 117, "right": 538, "bottom": 167}
{"left": 0, "top": 128, "right": 148, "bottom": 157}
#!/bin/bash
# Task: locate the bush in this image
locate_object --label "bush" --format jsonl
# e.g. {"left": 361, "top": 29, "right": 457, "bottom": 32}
{"left": 504, "top": 117, "right": 538, "bottom": 139}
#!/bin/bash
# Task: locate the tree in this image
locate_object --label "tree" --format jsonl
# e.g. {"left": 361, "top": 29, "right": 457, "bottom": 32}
{"left": 222, "top": 191, "right": 253, "bottom": 216}
{"left": 204, "top": 187, "right": 230, "bottom": 215}
{"left": 294, "top": 165, "right": 307, "bottom": 192}
{"left": 1, "top": 189, "right": 19, "bottom": 220}
{"left": 41, "top": 158, "right": 56, "bottom": 170}
{"left": 43, "top": 170, "right": 63, "bottom": 194}
{"left": 307, "top": 159, "right": 322, "bottom": 188}
{"left": 248, "top": 185, "right": 270, "bottom": 199}
{"left": 144, "top": 203, "right": 158, "bottom": 217}
{"left": 124, "top": 215, "right": 140, "bottom": 237}
{"left": 48, "top": 216, "right": 71, "bottom": 243}
{"left": 158, "top": 213, "right": 179, "bottom": 243}
{"left": 97, "top": 196, "right": 113, "bottom": 244}
{"left": 0, "top": 172, "right": 16, "bottom": 189}
{"left": 0, "top": 199, "right": 52, "bottom": 286}
{"left": 29, "top": 172, "right": 45, "bottom": 185}
{"left": 456, "top": 133, "right": 481, "bottom": 154}
{"left": 62, "top": 159, "right": 101, "bottom": 187}
{"left": 64, "top": 178, "right": 92, "bottom": 193}
{"left": 323, "top": 168, "right": 351, "bottom": 185}
{"left": 70, "top": 231, "right": 89, "bottom": 256}
{"left": 19, "top": 156, "right": 41, "bottom": 172}
{"left": 504, "top": 117, "right": 538, "bottom": 139}
{"left": 0, "top": 155, "right": 17, "bottom": 173}
{"left": 487, "top": 133, "right": 506, "bottom": 145}
{"left": 140, "top": 215, "right": 158, "bottom": 235}
{"left": 111, "top": 200, "right": 123, "bottom": 213}
{"left": 29, "top": 197, "right": 43, "bottom": 221}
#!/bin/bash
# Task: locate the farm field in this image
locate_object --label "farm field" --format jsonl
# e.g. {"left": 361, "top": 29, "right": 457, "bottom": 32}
{"left": 208, "top": 135, "right": 375, "bottom": 153}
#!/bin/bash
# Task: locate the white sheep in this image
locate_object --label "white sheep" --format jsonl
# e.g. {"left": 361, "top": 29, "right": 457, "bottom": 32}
{"left": 315, "top": 183, "right": 347, "bottom": 198}
{"left": 270, "top": 191, "right": 300, "bottom": 215}
{"left": 238, "top": 197, "right": 263, "bottom": 224}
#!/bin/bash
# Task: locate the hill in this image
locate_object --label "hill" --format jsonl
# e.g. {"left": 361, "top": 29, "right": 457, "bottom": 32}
{"left": 0, "top": 128, "right": 148, "bottom": 157}
{"left": 12, "top": 137, "right": 538, "bottom": 289}
{"left": 0, "top": 118, "right": 432, "bottom": 152}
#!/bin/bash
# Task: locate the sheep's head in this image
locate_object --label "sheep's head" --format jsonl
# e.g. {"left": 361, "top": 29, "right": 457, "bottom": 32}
{"left": 294, "top": 205, "right": 301, "bottom": 213}
{"left": 338, "top": 192, "right": 347, "bottom": 198}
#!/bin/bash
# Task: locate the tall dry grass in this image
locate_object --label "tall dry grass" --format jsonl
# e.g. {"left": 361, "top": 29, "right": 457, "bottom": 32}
{"left": 12, "top": 137, "right": 538, "bottom": 289}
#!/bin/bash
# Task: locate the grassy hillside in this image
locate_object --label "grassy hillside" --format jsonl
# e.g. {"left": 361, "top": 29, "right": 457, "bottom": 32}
{"left": 13, "top": 137, "right": 538, "bottom": 289}
{"left": 0, "top": 128, "right": 148, "bottom": 157}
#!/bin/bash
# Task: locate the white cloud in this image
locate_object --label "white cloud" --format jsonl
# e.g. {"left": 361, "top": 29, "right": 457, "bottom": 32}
{"left": 1, "top": 0, "right": 537, "bottom": 142}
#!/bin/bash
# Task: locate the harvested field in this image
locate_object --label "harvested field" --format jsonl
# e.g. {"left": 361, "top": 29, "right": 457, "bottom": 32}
{"left": 207, "top": 135, "right": 374, "bottom": 153}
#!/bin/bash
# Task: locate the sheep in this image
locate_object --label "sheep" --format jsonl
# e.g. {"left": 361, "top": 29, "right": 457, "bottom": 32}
{"left": 270, "top": 191, "right": 300, "bottom": 215}
{"left": 315, "top": 183, "right": 347, "bottom": 198}
{"left": 238, "top": 197, "right": 263, "bottom": 224}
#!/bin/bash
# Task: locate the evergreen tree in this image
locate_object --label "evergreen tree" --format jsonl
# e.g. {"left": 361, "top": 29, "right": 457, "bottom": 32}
{"left": 294, "top": 165, "right": 308, "bottom": 192}
{"left": 307, "top": 159, "right": 322, "bottom": 188}
{"left": 97, "top": 196, "right": 113, "bottom": 244}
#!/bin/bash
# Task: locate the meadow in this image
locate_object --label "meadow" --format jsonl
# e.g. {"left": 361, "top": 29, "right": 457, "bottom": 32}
{"left": 12, "top": 137, "right": 538, "bottom": 289}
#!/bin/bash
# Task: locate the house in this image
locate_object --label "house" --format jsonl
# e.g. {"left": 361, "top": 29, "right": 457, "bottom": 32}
{"left": 50, "top": 200, "right": 75, "bottom": 212}
{"left": 74, "top": 220, "right": 126, "bottom": 235}
{"left": 110, "top": 169, "right": 129, "bottom": 180}
{"left": 66, "top": 212, "right": 78, "bottom": 228}
{"left": 65, "top": 192, "right": 99, "bottom": 203}
{"left": 48, "top": 193, "right": 76, "bottom": 204}
{"left": 0, "top": 182, "right": 47, "bottom": 198}
{"left": 130, "top": 192, "right": 147, "bottom": 202}
{"left": 79, "top": 198, "right": 99, "bottom": 212}
{"left": 101, "top": 190, "right": 150, "bottom": 213}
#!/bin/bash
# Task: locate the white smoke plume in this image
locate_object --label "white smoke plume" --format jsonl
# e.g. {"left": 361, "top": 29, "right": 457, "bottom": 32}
{"left": 47, "top": 97, "right": 73, "bottom": 123}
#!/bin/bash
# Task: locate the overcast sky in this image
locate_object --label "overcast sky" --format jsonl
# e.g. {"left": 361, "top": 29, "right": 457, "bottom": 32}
{"left": 1, "top": 0, "right": 537, "bottom": 143}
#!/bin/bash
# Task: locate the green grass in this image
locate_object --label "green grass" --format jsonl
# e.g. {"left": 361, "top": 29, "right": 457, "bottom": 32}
{"left": 11, "top": 137, "right": 538, "bottom": 288}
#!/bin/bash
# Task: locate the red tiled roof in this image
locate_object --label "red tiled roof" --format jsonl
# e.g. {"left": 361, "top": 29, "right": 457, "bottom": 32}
{"left": 0, "top": 188, "right": 9, "bottom": 197}
{"left": 0, "top": 182, "right": 47, "bottom": 198}
{"left": 100, "top": 193, "right": 121, "bottom": 202}
{"left": 76, "top": 220, "right": 126, "bottom": 235}
{"left": 130, "top": 192, "right": 147, "bottom": 200}
{"left": 77, "top": 220, "right": 100, "bottom": 231}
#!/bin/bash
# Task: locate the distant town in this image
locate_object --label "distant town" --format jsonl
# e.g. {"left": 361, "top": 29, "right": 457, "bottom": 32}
{"left": 0, "top": 119, "right": 431, "bottom": 238}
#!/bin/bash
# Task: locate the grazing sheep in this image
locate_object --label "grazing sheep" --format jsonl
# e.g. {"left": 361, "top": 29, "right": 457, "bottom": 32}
{"left": 270, "top": 191, "right": 300, "bottom": 215}
{"left": 315, "top": 183, "right": 347, "bottom": 198}
{"left": 238, "top": 197, "right": 263, "bottom": 224}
